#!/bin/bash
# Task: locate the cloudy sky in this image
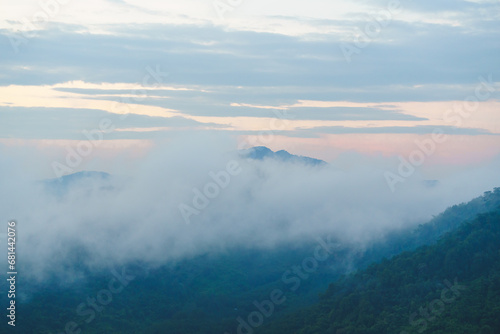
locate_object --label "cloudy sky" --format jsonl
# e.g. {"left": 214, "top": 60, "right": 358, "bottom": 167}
{"left": 1, "top": 0, "right": 499, "bottom": 178}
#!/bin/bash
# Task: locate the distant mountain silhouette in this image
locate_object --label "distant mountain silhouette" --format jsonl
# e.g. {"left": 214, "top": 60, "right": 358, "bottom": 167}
{"left": 42, "top": 171, "right": 112, "bottom": 195}
{"left": 241, "top": 146, "right": 327, "bottom": 166}
{"left": 44, "top": 171, "right": 110, "bottom": 185}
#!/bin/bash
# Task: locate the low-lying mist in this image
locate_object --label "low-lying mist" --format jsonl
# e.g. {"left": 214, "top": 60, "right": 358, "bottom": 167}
{"left": 1, "top": 135, "right": 499, "bottom": 282}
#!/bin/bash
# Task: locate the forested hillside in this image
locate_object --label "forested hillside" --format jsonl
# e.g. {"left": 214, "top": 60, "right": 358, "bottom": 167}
{"left": 260, "top": 209, "right": 500, "bottom": 333}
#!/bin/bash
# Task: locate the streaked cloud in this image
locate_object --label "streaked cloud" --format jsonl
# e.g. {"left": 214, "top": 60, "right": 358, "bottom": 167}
{"left": 0, "top": 0, "right": 498, "bottom": 166}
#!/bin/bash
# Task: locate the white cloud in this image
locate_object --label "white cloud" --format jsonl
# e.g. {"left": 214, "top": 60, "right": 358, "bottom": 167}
{"left": 1, "top": 136, "right": 499, "bottom": 282}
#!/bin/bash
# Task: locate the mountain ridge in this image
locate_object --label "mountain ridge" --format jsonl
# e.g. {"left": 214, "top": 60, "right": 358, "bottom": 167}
{"left": 241, "top": 146, "right": 327, "bottom": 166}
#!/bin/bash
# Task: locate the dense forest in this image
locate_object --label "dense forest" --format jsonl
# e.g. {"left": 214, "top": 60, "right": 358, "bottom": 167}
{"left": 260, "top": 209, "right": 500, "bottom": 333}
{"left": 3, "top": 188, "right": 500, "bottom": 333}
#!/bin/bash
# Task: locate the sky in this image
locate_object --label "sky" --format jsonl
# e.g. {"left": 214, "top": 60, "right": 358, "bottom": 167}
{"left": 0, "top": 0, "right": 500, "bottom": 280}
{"left": 1, "top": 0, "right": 499, "bottom": 179}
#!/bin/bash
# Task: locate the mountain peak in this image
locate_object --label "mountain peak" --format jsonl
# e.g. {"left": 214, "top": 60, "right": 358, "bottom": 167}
{"left": 241, "top": 146, "right": 327, "bottom": 166}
